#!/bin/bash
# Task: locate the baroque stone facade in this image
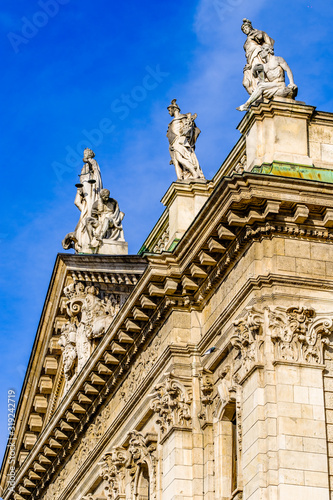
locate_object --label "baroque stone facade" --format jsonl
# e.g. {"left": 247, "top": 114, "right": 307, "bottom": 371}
{"left": 5, "top": 94, "right": 333, "bottom": 500}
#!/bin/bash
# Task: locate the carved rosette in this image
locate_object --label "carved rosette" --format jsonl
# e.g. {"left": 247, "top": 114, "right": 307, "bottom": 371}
{"left": 268, "top": 307, "right": 333, "bottom": 365}
{"left": 230, "top": 307, "right": 264, "bottom": 381}
{"left": 150, "top": 374, "right": 192, "bottom": 435}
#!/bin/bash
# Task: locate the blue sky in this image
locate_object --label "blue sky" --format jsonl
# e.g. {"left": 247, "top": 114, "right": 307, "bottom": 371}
{"left": 1, "top": 0, "right": 333, "bottom": 459}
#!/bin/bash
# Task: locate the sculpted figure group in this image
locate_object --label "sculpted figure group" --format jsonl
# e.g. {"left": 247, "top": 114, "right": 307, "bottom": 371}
{"left": 237, "top": 18, "right": 297, "bottom": 111}
{"left": 62, "top": 148, "right": 125, "bottom": 254}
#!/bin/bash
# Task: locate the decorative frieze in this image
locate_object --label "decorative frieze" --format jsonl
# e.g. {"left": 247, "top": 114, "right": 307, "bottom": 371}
{"left": 73, "top": 403, "right": 112, "bottom": 469}
{"left": 120, "top": 331, "right": 162, "bottom": 403}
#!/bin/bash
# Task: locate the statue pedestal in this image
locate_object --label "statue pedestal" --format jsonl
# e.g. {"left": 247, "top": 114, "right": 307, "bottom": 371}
{"left": 161, "top": 180, "right": 211, "bottom": 250}
{"left": 97, "top": 240, "right": 128, "bottom": 255}
{"left": 237, "top": 98, "right": 316, "bottom": 171}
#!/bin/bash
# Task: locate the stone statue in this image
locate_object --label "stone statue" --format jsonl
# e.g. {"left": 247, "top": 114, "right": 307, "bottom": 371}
{"left": 58, "top": 322, "right": 77, "bottom": 392}
{"left": 241, "top": 18, "right": 275, "bottom": 95}
{"left": 238, "top": 19, "right": 297, "bottom": 111}
{"left": 86, "top": 188, "right": 125, "bottom": 251}
{"left": 166, "top": 99, "right": 205, "bottom": 181}
{"left": 237, "top": 44, "right": 298, "bottom": 112}
{"left": 62, "top": 150, "right": 127, "bottom": 255}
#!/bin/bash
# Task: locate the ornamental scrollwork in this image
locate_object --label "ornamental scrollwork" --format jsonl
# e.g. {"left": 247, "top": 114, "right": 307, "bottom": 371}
{"left": 127, "top": 431, "right": 157, "bottom": 499}
{"left": 198, "top": 369, "right": 214, "bottom": 426}
{"left": 268, "top": 306, "right": 333, "bottom": 365}
{"left": 150, "top": 374, "right": 192, "bottom": 434}
{"left": 99, "top": 447, "right": 130, "bottom": 500}
{"left": 58, "top": 282, "right": 125, "bottom": 392}
{"left": 230, "top": 307, "right": 264, "bottom": 381}
{"left": 98, "top": 431, "right": 157, "bottom": 500}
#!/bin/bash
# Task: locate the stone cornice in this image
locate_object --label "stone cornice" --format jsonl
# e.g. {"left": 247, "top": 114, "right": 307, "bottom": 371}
{"left": 0, "top": 256, "right": 68, "bottom": 491}
{"left": 6, "top": 173, "right": 333, "bottom": 498}
{"left": 237, "top": 98, "right": 316, "bottom": 135}
{"left": 160, "top": 179, "right": 214, "bottom": 206}
{"left": 310, "top": 110, "right": 333, "bottom": 126}
{"left": 0, "top": 256, "right": 147, "bottom": 499}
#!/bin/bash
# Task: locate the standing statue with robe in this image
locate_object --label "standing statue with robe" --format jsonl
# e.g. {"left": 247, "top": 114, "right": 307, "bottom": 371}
{"left": 166, "top": 99, "right": 205, "bottom": 181}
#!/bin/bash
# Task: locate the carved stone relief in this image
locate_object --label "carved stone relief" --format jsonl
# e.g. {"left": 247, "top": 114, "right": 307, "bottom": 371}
{"left": 150, "top": 373, "right": 192, "bottom": 435}
{"left": 43, "top": 401, "right": 113, "bottom": 499}
{"left": 230, "top": 307, "right": 264, "bottom": 382}
{"left": 41, "top": 468, "right": 67, "bottom": 500}
{"left": 99, "top": 447, "right": 129, "bottom": 500}
{"left": 98, "top": 431, "right": 157, "bottom": 500}
{"left": 58, "top": 282, "right": 125, "bottom": 392}
{"left": 120, "top": 331, "right": 162, "bottom": 403}
{"left": 73, "top": 404, "right": 112, "bottom": 469}
{"left": 198, "top": 369, "right": 214, "bottom": 426}
{"left": 268, "top": 306, "right": 333, "bottom": 365}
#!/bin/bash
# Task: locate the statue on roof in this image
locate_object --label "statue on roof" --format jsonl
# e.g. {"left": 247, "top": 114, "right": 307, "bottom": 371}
{"left": 62, "top": 149, "right": 127, "bottom": 255}
{"left": 237, "top": 19, "right": 297, "bottom": 111}
{"left": 166, "top": 99, "right": 205, "bottom": 181}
